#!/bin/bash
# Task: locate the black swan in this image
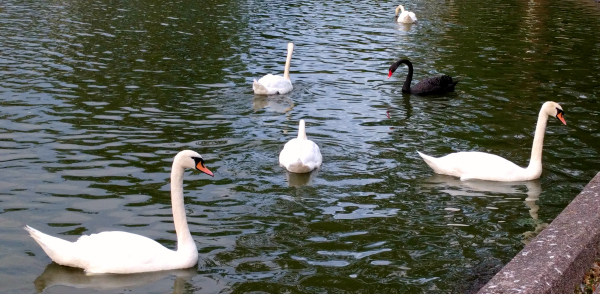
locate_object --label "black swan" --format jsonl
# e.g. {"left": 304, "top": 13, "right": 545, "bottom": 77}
{"left": 388, "top": 59, "right": 458, "bottom": 95}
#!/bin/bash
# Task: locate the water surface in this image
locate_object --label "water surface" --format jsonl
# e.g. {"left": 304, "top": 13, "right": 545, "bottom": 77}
{"left": 1, "top": 0, "right": 600, "bottom": 293}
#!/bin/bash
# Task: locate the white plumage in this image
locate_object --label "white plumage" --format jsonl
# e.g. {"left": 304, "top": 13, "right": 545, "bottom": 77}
{"left": 253, "top": 43, "right": 294, "bottom": 95}
{"left": 418, "top": 101, "right": 567, "bottom": 182}
{"left": 395, "top": 5, "right": 417, "bottom": 24}
{"left": 279, "top": 119, "right": 322, "bottom": 173}
{"left": 25, "top": 150, "right": 214, "bottom": 274}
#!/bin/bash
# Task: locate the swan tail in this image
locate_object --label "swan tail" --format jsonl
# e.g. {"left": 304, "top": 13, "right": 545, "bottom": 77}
{"left": 417, "top": 151, "right": 440, "bottom": 173}
{"left": 25, "top": 225, "right": 76, "bottom": 266}
{"left": 450, "top": 78, "right": 459, "bottom": 92}
{"left": 253, "top": 79, "right": 269, "bottom": 95}
{"left": 286, "top": 160, "right": 314, "bottom": 173}
{"left": 417, "top": 151, "right": 434, "bottom": 161}
{"left": 409, "top": 13, "right": 417, "bottom": 22}
{"left": 439, "top": 75, "right": 458, "bottom": 92}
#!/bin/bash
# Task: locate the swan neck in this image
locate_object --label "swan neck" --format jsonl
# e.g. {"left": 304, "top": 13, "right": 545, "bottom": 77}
{"left": 527, "top": 109, "right": 549, "bottom": 171}
{"left": 297, "top": 120, "right": 307, "bottom": 140}
{"left": 170, "top": 163, "right": 195, "bottom": 252}
{"left": 402, "top": 60, "right": 413, "bottom": 93}
{"left": 283, "top": 43, "right": 294, "bottom": 81}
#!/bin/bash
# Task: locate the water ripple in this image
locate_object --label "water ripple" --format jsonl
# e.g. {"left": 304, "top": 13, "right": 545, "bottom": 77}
{"left": 1, "top": 0, "right": 600, "bottom": 293}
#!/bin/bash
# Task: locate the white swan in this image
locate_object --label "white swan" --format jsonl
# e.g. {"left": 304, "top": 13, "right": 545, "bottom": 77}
{"left": 279, "top": 119, "right": 322, "bottom": 173}
{"left": 418, "top": 101, "right": 566, "bottom": 182}
{"left": 25, "top": 150, "right": 214, "bottom": 274}
{"left": 395, "top": 5, "right": 417, "bottom": 24}
{"left": 253, "top": 43, "right": 294, "bottom": 95}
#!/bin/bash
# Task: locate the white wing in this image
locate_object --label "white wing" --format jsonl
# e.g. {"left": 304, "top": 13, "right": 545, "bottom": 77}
{"left": 279, "top": 139, "right": 322, "bottom": 173}
{"left": 253, "top": 74, "right": 293, "bottom": 95}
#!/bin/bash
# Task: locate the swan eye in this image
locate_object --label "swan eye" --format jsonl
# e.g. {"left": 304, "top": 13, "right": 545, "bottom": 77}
{"left": 192, "top": 157, "right": 204, "bottom": 167}
{"left": 192, "top": 157, "right": 214, "bottom": 177}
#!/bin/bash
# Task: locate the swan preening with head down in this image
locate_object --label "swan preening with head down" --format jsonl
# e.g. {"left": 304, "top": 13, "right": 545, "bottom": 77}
{"left": 395, "top": 5, "right": 417, "bottom": 23}
{"left": 279, "top": 119, "right": 322, "bottom": 173}
{"left": 25, "top": 150, "right": 214, "bottom": 274}
{"left": 253, "top": 42, "right": 295, "bottom": 95}
{"left": 388, "top": 59, "right": 458, "bottom": 95}
{"left": 418, "top": 101, "right": 567, "bottom": 182}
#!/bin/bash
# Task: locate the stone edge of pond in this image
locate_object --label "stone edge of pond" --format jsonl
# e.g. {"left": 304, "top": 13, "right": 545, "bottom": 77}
{"left": 478, "top": 172, "right": 600, "bottom": 294}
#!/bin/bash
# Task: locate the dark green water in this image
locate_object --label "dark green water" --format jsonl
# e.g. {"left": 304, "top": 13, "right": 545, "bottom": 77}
{"left": 1, "top": 0, "right": 600, "bottom": 293}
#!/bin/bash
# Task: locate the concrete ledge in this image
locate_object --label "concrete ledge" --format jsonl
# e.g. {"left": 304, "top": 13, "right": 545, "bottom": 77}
{"left": 478, "top": 172, "right": 600, "bottom": 294}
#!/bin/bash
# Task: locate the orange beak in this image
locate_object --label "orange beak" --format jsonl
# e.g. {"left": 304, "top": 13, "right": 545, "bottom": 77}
{"left": 557, "top": 112, "right": 566, "bottom": 125}
{"left": 196, "top": 162, "right": 214, "bottom": 177}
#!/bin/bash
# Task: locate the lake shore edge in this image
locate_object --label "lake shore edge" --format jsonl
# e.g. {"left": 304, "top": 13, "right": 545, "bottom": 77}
{"left": 478, "top": 172, "right": 600, "bottom": 293}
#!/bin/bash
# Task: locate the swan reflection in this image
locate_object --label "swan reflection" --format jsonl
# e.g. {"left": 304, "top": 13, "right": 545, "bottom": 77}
{"left": 422, "top": 175, "right": 547, "bottom": 242}
{"left": 396, "top": 22, "right": 414, "bottom": 32}
{"left": 34, "top": 262, "right": 196, "bottom": 293}
{"left": 522, "top": 186, "right": 548, "bottom": 245}
{"left": 422, "top": 175, "right": 541, "bottom": 197}
{"left": 285, "top": 169, "right": 319, "bottom": 187}
{"left": 252, "top": 94, "right": 294, "bottom": 113}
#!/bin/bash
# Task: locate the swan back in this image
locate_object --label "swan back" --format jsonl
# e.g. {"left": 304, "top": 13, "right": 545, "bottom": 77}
{"left": 418, "top": 151, "right": 531, "bottom": 181}
{"left": 253, "top": 76, "right": 293, "bottom": 95}
{"left": 279, "top": 119, "right": 322, "bottom": 173}
{"left": 411, "top": 75, "right": 458, "bottom": 95}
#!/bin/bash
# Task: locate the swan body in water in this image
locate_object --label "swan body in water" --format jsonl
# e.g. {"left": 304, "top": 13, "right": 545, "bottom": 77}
{"left": 253, "top": 43, "right": 294, "bottom": 95}
{"left": 388, "top": 59, "right": 458, "bottom": 95}
{"left": 25, "top": 150, "right": 214, "bottom": 274}
{"left": 418, "top": 102, "right": 567, "bottom": 182}
{"left": 395, "top": 5, "right": 417, "bottom": 23}
{"left": 279, "top": 119, "right": 322, "bottom": 173}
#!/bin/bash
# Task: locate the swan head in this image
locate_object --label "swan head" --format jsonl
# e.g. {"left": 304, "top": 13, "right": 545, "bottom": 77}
{"left": 543, "top": 101, "right": 567, "bottom": 125}
{"left": 175, "top": 150, "right": 214, "bottom": 177}
{"left": 388, "top": 59, "right": 410, "bottom": 78}
{"left": 395, "top": 5, "right": 405, "bottom": 16}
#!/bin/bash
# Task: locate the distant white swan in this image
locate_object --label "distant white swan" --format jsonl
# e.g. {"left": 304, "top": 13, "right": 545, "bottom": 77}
{"left": 395, "top": 5, "right": 417, "bottom": 24}
{"left": 253, "top": 43, "right": 294, "bottom": 95}
{"left": 25, "top": 150, "right": 214, "bottom": 274}
{"left": 418, "top": 101, "right": 567, "bottom": 182}
{"left": 279, "top": 119, "right": 322, "bottom": 173}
